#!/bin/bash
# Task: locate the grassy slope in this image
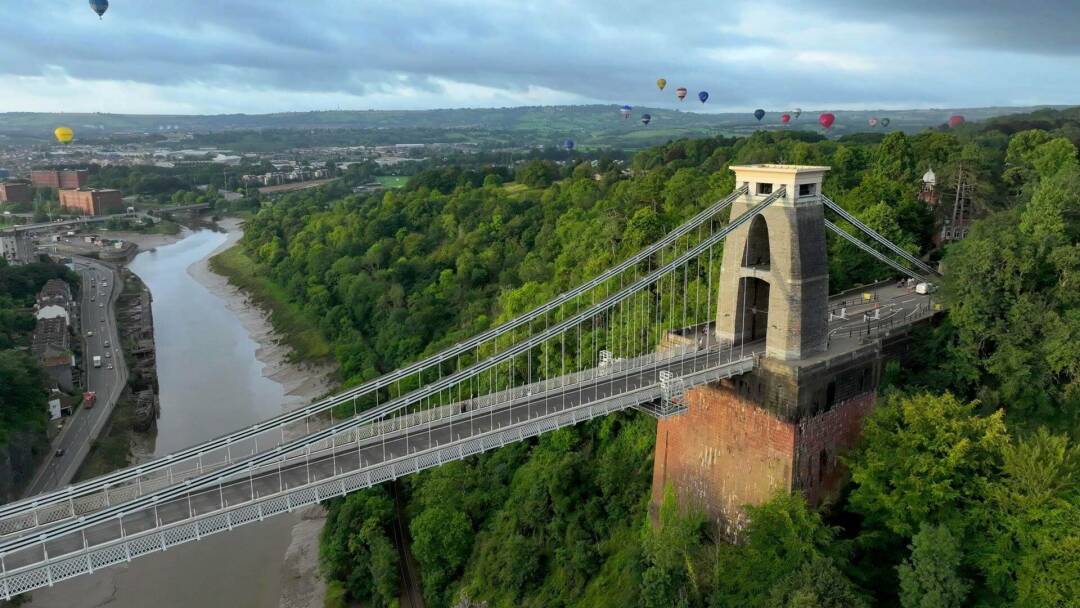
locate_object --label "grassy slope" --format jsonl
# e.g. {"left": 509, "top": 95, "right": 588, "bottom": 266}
{"left": 374, "top": 175, "right": 409, "bottom": 188}
{"left": 208, "top": 244, "right": 333, "bottom": 362}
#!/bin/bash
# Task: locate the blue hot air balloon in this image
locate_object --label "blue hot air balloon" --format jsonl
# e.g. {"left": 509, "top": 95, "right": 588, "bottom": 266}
{"left": 754, "top": 109, "right": 766, "bottom": 121}
{"left": 89, "top": 0, "right": 108, "bottom": 19}
{"left": 641, "top": 113, "right": 652, "bottom": 126}
{"left": 620, "top": 105, "right": 632, "bottom": 119}
{"left": 698, "top": 91, "right": 709, "bottom": 104}
{"left": 563, "top": 139, "right": 575, "bottom": 151}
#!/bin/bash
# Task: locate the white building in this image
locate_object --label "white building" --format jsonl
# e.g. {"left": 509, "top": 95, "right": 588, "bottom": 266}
{"left": 0, "top": 232, "right": 32, "bottom": 264}
{"left": 36, "top": 304, "right": 71, "bottom": 327}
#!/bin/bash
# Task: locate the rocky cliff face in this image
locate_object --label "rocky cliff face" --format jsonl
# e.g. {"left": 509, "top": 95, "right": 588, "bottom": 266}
{"left": 0, "top": 429, "right": 47, "bottom": 503}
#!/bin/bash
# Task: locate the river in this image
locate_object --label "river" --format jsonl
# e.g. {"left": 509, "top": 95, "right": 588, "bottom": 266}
{"left": 30, "top": 227, "right": 328, "bottom": 608}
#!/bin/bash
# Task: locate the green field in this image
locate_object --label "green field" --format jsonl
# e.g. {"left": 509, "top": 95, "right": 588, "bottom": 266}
{"left": 374, "top": 175, "right": 409, "bottom": 188}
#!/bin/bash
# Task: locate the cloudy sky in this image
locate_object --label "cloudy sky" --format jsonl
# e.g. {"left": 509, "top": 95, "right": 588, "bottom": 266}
{"left": 1, "top": 0, "right": 1077, "bottom": 114}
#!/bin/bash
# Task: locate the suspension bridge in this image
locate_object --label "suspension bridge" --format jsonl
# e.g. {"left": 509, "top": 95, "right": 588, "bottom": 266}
{"left": 0, "top": 165, "right": 941, "bottom": 598}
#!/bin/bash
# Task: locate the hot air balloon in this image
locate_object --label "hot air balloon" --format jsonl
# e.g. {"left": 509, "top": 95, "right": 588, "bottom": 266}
{"left": 781, "top": 114, "right": 791, "bottom": 124}
{"left": 793, "top": 108, "right": 802, "bottom": 119}
{"left": 675, "top": 87, "right": 688, "bottom": 101}
{"left": 656, "top": 78, "right": 667, "bottom": 91}
{"left": 563, "top": 139, "right": 575, "bottom": 151}
{"left": 641, "top": 114, "right": 652, "bottom": 126}
{"left": 753, "top": 109, "right": 765, "bottom": 121}
{"left": 818, "top": 113, "right": 835, "bottom": 130}
{"left": 698, "top": 91, "right": 709, "bottom": 104}
{"left": 620, "top": 105, "right": 632, "bottom": 119}
{"left": 54, "top": 127, "right": 74, "bottom": 145}
{"left": 868, "top": 117, "right": 878, "bottom": 127}
{"left": 89, "top": 0, "right": 108, "bottom": 19}
{"left": 948, "top": 115, "right": 965, "bottom": 128}
{"left": 880, "top": 117, "right": 891, "bottom": 127}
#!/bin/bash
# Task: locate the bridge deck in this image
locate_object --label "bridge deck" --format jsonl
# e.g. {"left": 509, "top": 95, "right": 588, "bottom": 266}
{"left": 1, "top": 346, "right": 754, "bottom": 597}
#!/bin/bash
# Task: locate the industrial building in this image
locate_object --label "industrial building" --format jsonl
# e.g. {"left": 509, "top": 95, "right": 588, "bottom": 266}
{"left": 0, "top": 181, "right": 31, "bottom": 204}
{"left": 31, "top": 169, "right": 88, "bottom": 190}
{"left": 58, "top": 188, "right": 123, "bottom": 216}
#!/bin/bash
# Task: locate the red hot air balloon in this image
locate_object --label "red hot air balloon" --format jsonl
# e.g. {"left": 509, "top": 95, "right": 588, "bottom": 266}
{"left": 781, "top": 114, "right": 791, "bottom": 124}
{"left": 675, "top": 87, "right": 688, "bottom": 101}
{"left": 818, "top": 112, "right": 836, "bottom": 129}
{"left": 948, "top": 115, "right": 965, "bottom": 128}
{"left": 868, "top": 117, "right": 878, "bottom": 127}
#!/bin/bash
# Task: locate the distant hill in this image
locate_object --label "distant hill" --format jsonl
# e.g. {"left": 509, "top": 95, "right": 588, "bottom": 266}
{"left": 0, "top": 105, "right": 1071, "bottom": 149}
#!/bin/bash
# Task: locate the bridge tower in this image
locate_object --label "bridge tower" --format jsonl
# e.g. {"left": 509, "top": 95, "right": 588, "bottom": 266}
{"left": 651, "top": 165, "right": 885, "bottom": 539}
{"left": 715, "top": 165, "right": 830, "bottom": 360}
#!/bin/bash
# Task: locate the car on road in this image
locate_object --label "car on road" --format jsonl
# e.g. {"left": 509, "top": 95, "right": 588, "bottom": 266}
{"left": 107, "top": 363, "right": 114, "bottom": 370}
{"left": 105, "top": 351, "right": 111, "bottom": 358}
{"left": 104, "top": 340, "right": 110, "bottom": 347}
{"left": 55, "top": 448, "right": 65, "bottom": 458}
{"left": 86, "top": 330, "right": 94, "bottom": 337}
{"left": 100, "top": 318, "right": 104, "bottom": 323}
{"left": 99, "top": 303, "right": 103, "bottom": 308}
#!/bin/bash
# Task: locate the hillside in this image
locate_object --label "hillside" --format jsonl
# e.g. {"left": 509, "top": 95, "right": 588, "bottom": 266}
{"left": 0, "top": 104, "right": 1068, "bottom": 149}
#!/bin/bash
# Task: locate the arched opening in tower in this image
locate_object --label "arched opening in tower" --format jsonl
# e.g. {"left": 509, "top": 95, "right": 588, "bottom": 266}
{"left": 737, "top": 277, "right": 770, "bottom": 342}
{"left": 742, "top": 215, "right": 771, "bottom": 269}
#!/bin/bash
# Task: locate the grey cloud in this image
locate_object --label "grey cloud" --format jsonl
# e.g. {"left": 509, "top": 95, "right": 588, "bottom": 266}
{"left": 794, "top": 0, "right": 1080, "bottom": 55}
{"left": 0, "top": 0, "right": 1076, "bottom": 112}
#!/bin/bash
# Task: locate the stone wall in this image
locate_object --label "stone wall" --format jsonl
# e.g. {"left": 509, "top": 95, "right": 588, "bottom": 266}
{"left": 651, "top": 381, "right": 796, "bottom": 539}
{"left": 793, "top": 392, "right": 875, "bottom": 505}
{"left": 650, "top": 359, "right": 879, "bottom": 540}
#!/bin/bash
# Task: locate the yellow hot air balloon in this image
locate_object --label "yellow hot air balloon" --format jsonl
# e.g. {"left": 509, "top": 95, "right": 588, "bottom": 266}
{"left": 656, "top": 78, "right": 667, "bottom": 91}
{"left": 54, "top": 127, "right": 74, "bottom": 145}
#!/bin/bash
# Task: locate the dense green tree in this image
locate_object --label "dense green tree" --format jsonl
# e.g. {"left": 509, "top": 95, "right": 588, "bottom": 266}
{"left": 897, "top": 524, "right": 969, "bottom": 608}
{"left": 942, "top": 158, "right": 1080, "bottom": 427}
{"left": 319, "top": 487, "right": 400, "bottom": 607}
{"left": 515, "top": 160, "right": 560, "bottom": 188}
{"left": 765, "top": 556, "right": 868, "bottom": 608}
{"left": 970, "top": 429, "right": 1080, "bottom": 605}
{"left": 847, "top": 392, "right": 1007, "bottom": 537}
{"left": 640, "top": 487, "right": 707, "bottom": 608}
{"left": 873, "top": 132, "right": 917, "bottom": 183}
{"left": 710, "top": 493, "right": 843, "bottom": 608}
{"left": 0, "top": 350, "right": 48, "bottom": 446}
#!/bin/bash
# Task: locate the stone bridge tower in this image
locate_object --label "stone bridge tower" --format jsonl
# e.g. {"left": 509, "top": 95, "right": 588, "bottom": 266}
{"left": 715, "top": 165, "right": 830, "bottom": 360}
{"left": 651, "top": 165, "right": 887, "bottom": 539}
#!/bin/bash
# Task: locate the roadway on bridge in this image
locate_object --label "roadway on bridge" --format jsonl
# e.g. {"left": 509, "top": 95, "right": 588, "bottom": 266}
{"left": 3, "top": 346, "right": 746, "bottom": 572}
